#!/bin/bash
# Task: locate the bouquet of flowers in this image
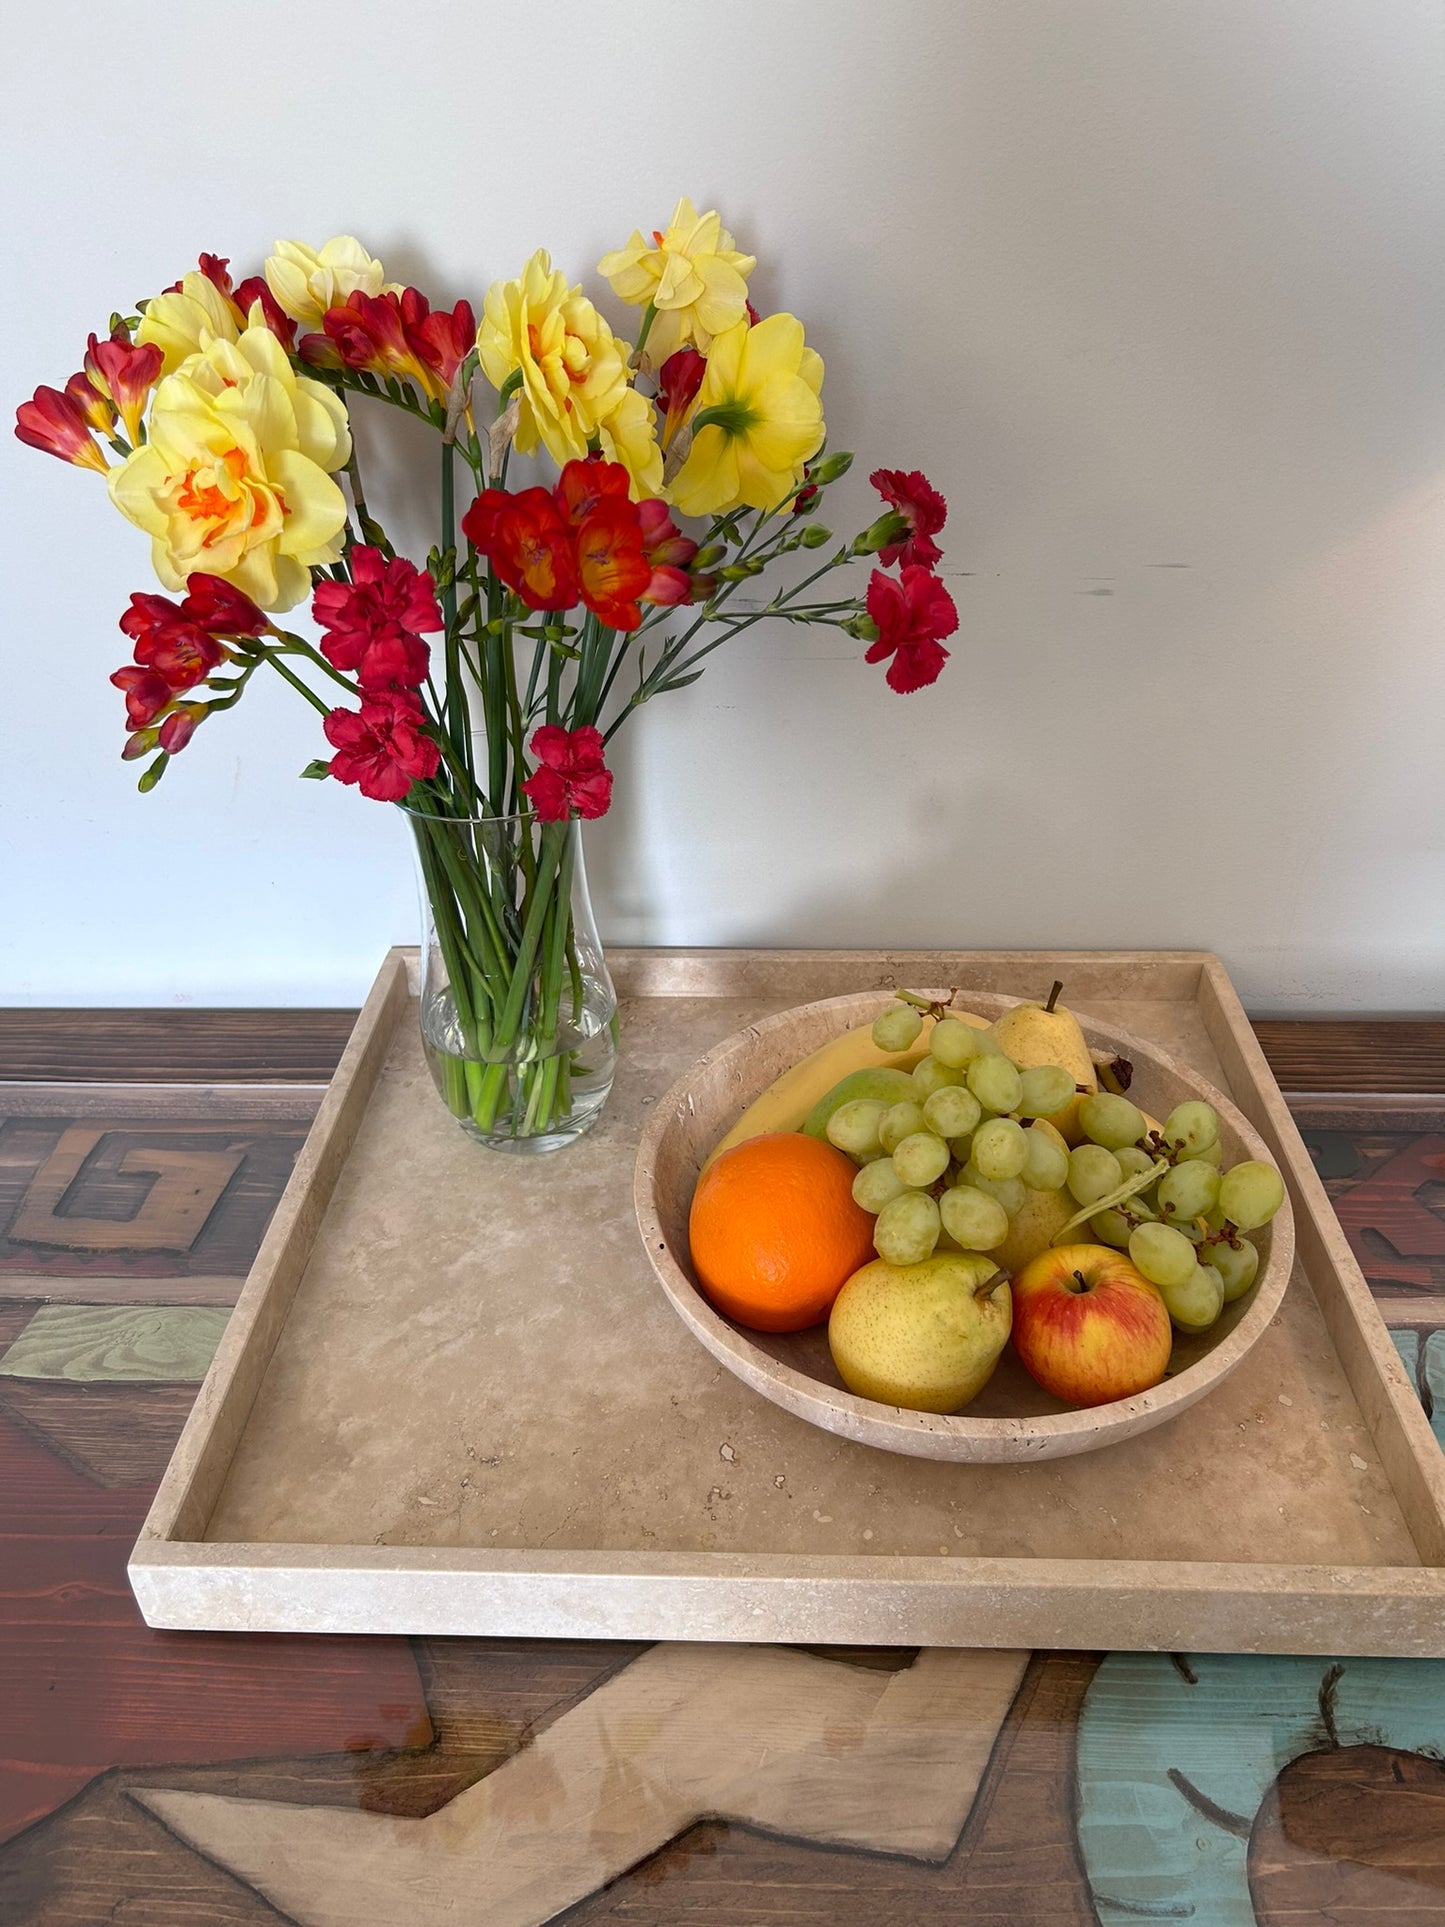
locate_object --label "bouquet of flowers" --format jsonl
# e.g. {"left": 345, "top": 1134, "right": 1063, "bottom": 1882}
{"left": 16, "top": 202, "right": 957, "bottom": 1150}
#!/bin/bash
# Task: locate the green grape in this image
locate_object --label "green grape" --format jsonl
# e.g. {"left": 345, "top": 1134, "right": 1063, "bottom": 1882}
{"left": 874, "top": 1189, "right": 940, "bottom": 1266}
{"left": 872, "top": 1003, "right": 923, "bottom": 1052}
{"left": 1190, "top": 1139, "right": 1225, "bottom": 1169}
{"left": 1115, "top": 1145, "right": 1156, "bottom": 1181}
{"left": 1163, "top": 1100, "right": 1220, "bottom": 1157}
{"left": 852, "top": 1159, "right": 908, "bottom": 1215}
{"left": 825, "top": 1098, "right": 887, "bottom": 1161}
{"left": 892, "top": 1130, "right": 950, "bottom": 1188}
{"left": 963, "top": 1166, "right": 1026, "bottom": 1215}
{"left": 1156, "top": 1159, "right": 1222, "bottom": 1223}
{"left": 1021, "top": 1124, "right": 1070, "bottom": 1191}
{"left": 1157, "top": 1262, "right": 1225, "bottom": 1333}
{"left": 1067, "top": 1143, "right": 1124, "bottom": 1206}
{"left": 947, "top": 1132, "right": 974, "bottom": 1166}
{"left": 1202, "top": 1237, "right": 1259, "bottom": 1302}
{"left": 923, "top": 1085, "right": 982, "bottom": 1140}
{"left": 1017, "top": 1064, "right": 1076, "bottom": 1117}
{"left": 1078, "top": 1092, "right": 1146, "bottom": 1151}
{"left": 1219, "top": 1160, "right": 1285, "bottom": 1231}
{"left": 1128, "top": 1220, "right": 1199, "bottom": 1291}
{"left": 1091, "top": 1197, "right": 1156, "bottom": 1247}
{"left": 969, "top": 1028, "right": 1007, "bottom": 1057}
{"left": 929, "top": 1017, "right": 979, "bottom": 1069}
{"left": 939, "top": 1184, "right": 1010, "bottom": 1251}
{"left": 912, "top": 1056, "right": 963, "bottom": 1099}
{"left": 966, "top": 1055, "right": 1023, "bottom": 1115}
{"left": 879, "top": 1101, "right": 928, "bottom": 1155}
{"left": 972, "top": 1116, "right": 1029, "bottom": 1181}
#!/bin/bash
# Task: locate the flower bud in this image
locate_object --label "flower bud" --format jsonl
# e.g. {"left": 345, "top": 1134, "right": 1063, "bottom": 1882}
{"left": 843, "top": 612, "right": 881, "bottom": 642}
{"left": 852, "top": 510, "right": 908, "bottom": 556}
{"left": 809, "top": 450, "right": 854, "bottom": 485}
{"left": 800, "top": 524, "right": 833, "bottom": 548}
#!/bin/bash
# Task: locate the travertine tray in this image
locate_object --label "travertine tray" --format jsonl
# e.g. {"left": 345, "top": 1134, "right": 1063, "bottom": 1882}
{"left": 131, "top": 949, "right": 1445, "bottom": 1654}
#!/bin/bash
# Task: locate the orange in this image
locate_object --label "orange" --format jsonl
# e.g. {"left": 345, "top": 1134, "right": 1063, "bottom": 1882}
{"left": 687, "top": 1132, "right": 876, "bottom": 1333}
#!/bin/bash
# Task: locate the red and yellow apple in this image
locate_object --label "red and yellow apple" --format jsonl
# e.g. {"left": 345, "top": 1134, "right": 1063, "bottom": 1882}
{"left": 1010, "top": 1242, "right": 1171, "bottom": 1407}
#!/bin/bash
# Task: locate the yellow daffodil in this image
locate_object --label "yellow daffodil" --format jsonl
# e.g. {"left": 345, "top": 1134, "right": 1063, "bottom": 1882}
{"left": 108, "top": 326, "right": 351, "bottom": 611}
{"left": 135, "top": 271, "right": 240, "bottom": 377}
{"left": 263, "top": 236, "right": 390, "bottom": 328}
{"left": 596, "top": 386, "right": 663, "bottom": 498}
{"left": 478, "top": 250, "right": 631, "bottom": 468}
{"left": 598, "top": 198, "right": 756, "bottom": 363}
{"left": 668, "top": 314, "right": 824, "bottom": 517}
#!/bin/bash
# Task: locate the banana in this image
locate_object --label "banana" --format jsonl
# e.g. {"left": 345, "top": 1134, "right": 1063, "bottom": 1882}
{"left": 705, "top": 1008, "right": 989, "bottom": 1168}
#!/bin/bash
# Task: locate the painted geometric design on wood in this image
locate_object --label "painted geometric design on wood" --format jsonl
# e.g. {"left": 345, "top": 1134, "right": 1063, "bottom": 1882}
{"left": 1305, "top": 1130, "right": 1445, "bottom": 1296}
{"left": 1076, "top": 1652, "right": 1445, "bottom": 1925}
{"left": 0, "top": 1304, "right": 229, "bottom": 1381}
{"left": 0, "top": 1117, "right": 307, "bottom": 1279}
{"left": 0, "top": 1381, "right": 202, "bottom": 1486}
{"left": 133, "top": 1643, "right": 1032, "bottom": 1927}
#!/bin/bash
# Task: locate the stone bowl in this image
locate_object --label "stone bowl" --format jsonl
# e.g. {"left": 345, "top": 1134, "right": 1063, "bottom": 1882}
{"left": 634, "top": 990, "right": 1294, "bottom": 1463}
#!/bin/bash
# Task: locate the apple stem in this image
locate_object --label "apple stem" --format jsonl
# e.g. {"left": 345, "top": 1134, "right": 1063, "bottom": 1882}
{"left": 1072, "top": 1270, "right": 1091, "bottom": 1293}
{"left": 1045, "top": 980, "right": 1063, "bottom": 1014}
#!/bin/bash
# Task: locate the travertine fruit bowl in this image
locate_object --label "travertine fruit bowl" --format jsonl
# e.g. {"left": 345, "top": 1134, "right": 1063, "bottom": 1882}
{"left": 635, "top": 990, "right": 1294, "bottom": 1462}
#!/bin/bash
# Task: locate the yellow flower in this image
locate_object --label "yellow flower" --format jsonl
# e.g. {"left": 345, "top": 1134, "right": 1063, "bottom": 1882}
{"left": 107, "top": 326, "right": 351, "bottom": 611}
{"left": 478, "top": 250, "right": 630, "bottom": 468}
{"left": 598, "top": 198, "right": 756, "bottom": 363}
{"left": 668, "top": 314, "right": 824, "bottom": 517}
{"left": 263, "top": 236, "right": 389, "bottom": 328}
{"left": 596, "top": 387, "right": 663, "bottom": 498}
{"left": 135, "top": 271, "right": 240, "bottom": 377}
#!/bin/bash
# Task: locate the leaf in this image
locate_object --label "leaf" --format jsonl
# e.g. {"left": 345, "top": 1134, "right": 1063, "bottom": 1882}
{"left": 656, "top": 670, "right": 705, "bottom": 691}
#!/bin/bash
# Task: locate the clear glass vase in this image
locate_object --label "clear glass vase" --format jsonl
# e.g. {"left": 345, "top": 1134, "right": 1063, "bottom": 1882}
{"left": 401, "top": 806, "right": 617, "bottom": 1153}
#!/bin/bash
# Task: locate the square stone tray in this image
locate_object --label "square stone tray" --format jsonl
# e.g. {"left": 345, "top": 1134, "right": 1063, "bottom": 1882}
{"left": 130, "top": 949, "right": 1445, "bottom": 1654}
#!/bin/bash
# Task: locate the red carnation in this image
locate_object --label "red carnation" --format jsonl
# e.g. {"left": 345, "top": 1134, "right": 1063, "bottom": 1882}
{"left": 863, "top": 566, "right": 958, "bottom": 694}
{"left": 521, "top": 725, "right": 613, "bottom": 822}
{"left": 323, "top": 691, "right": 440, "bottom": 802}
{"left": 181, "top": 573, "right": 267, "bottom": 635}
{"left": 312, "top": 548, "right": 441, "bottom": 691}
{"left": 869, "top": 468, "right": 947, "bottom": 571}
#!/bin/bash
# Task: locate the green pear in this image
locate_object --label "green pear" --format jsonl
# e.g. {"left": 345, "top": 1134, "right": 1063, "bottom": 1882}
{"left": 801, "top": 1068, "right": 917, "bottom": 1141}
{"left": 828, "top": 1254, "right": 1012, "bottom": 1413}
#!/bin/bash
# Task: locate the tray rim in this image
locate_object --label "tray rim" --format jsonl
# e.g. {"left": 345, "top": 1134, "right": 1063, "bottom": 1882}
{"left": 634, "top": 988, "right": 1296, "bottom": 1460}
{"left": 130, "top": 945, "right": 1445, "bottom": 1656}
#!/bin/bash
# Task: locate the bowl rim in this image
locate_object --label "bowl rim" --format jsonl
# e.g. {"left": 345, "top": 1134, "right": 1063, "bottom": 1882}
{"left": 633, "top": 988, "right": 1295, "bottom": 1459}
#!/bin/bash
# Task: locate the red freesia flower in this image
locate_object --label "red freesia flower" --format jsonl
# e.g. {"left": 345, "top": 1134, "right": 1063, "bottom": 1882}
{"left": 462, "top": 486, "right": 579, "bottom": 611}
{"left": 637, "top": 497, "right": 699, "bottom": 607}
{"left": 119, "top": 592, "right": 186, "bottom": 647}
{"left": 573, "top": 502, "right": 650, "bottom": 630}
{"left": 83, "top": 328, "right": 163, "bottom": 445}
{"left": 869, "top": 468, "right": 947, "bottom": 571}
{"left": 197, "top": 254, "right": 234, "bottom": 298}
{"left": 864, "top": 565, "right": 958, "bottom": 694}
{"left": 408, "top": 298, "right": 476, "bottom": 393}
{"left": 554, "top": 457, "right": 632, "bottom": 529}
{"left": 232, "top": 275, "right": 297, "bottom": 350}
{"left": 134, "top": 621, "right": 225, "bottom": 688}
{"left": 65, "top": 370, "right": 115, "bottom": 436}
{"left": 323, "top": 691, "right": 440, "bottom": 802}
{"left": 180, "top": 572, "right": 267, "bottom": 636}
{"left": 14, "top": 386, "right": 108, "bottom": 472}
{"left": 158, "top": 703, "right": 205, "bottom": 754}
{"left": 320, "top": 289, "right": 417, "bottom": 379}
{"left": 521, "top": 725, "right": 613, "bottom": 822}
{"left": 312, "top": 548, "right": 440, "bottom": 690}
{"left": 110, "top": 665, "right": 175, "bottom": 728}
{"left": 656, "top": 348, "right": 705, "bottom": 450}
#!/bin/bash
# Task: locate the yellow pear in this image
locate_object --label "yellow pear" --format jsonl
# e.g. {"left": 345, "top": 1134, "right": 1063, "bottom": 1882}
{"left": 989, "top": 982, "right": 1096, "bottom": 1144}
{"left": 990, "top": 1182, "right": 1076, "bottom": 1274}
{"left": 829, "top": 1253, "right": 1011, "bottom": 1413}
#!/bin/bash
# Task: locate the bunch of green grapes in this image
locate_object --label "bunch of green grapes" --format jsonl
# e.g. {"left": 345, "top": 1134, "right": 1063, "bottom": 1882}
{"left": 827, "top": 998, "right": 1079, "bottom": 1267}
{"left": 1070, "top": 1091, "right": 1285, "bottom": 1334}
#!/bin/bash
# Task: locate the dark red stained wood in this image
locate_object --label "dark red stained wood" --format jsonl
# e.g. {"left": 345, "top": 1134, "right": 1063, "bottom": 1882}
{"left": 0, "top": 1411, "right": 429, "bottom": 1849}
{"left": 1323, "top": 1135, "right": 1445, "bottom": 1295}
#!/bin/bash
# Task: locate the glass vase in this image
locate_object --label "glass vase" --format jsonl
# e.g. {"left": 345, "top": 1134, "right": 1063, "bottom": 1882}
{"left": 401, "top": 806, "right": 617, "bottom": 1153}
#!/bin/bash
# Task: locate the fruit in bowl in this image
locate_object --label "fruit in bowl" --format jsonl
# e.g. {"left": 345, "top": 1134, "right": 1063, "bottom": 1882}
{"left": 681, "top": 985, "right": 1290, "bottom": 1420}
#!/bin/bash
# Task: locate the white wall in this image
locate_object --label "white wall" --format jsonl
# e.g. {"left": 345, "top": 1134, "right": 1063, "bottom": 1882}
{"left": 4, "top": 0, "right": 1441, "bottom": 1012}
